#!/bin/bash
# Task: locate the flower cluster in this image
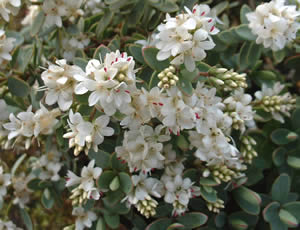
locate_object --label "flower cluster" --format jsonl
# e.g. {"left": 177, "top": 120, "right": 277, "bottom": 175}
{"left": 246, "top": 0, "right": 300, "bottom": 51}
{"left": 3, "top": 104, "right": 60, "bottom": 149}
{"left": 63, "top": 110, "right": 114, "bottom": 155}
{"left": 155, "top": 4, "right": 219, "bottom": 72}
{"left": 66, "top": 160, "right": 103, "bottom": 205}
{"left": 254, "top": 82, "right": 296, "bottom": 123}
{"left": 42, "top": 0, "right": 84, "bottom": 27}
{"left": 0, "top": 0, "right": 20, "bottom": 22}
{"left": 62, "top": 34, "right": 90, "bottom": 61}
{"left": 31, "top": 147, "right": 63, "bottom": 182}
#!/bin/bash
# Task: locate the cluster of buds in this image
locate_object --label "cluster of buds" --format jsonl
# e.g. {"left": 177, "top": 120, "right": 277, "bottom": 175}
{"left": 240, "top": 136, "right": 258, "bottom": 164}
{"left": 258, "top": 95, "right": 296, "bottom": 114}
{"left": 207, "top": 198, "right": 225, "bottom": 213}
{"left": 210, "top": 68, "right": 247, "bottom": 91}
{"left": 207, "top": 165, "right": 243, "bottom": 184}
{"left": 136, "top": 196, "right": 158, "bottom": 219}
{"left": 69, "top": 186, "right": 89, "bottom": 205}
{"left": 72, "top": 144, "right": 89, "bottom": 156}
{"left": 157, "top": 65, "right": 179, "bottom": 89}
{"left": 225, "top": 111, "right": 245, "bottom": 130}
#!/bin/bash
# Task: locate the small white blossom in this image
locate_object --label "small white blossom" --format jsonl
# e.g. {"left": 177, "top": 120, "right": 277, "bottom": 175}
{"left": 66, "top": 160, "right": 102, "bottom": 201}
{"left": 247, "top": 0, "right": 300, "bottom": 51}
{"left": 161, "top": 174, "right": 200, "bottom": 216}
{"left": 84, "top": 0, "right": 104, "bottom": 15}
{"left": 22, "top": 5, "right": 40, "bottom": 25}
{"left": 0, "top": 30, "right": 15, "bottom": 68}
{"left": 0, "top": 0, "right": 21, "bottom": 22}
{"left": 155, "top": 4, "right": 219, "bottom": 71}
{"left": 62, "top": 35, "right": 90, "bottom": 61}
{"left": 12, "top": 173, "right": 34, "bottom": 208}
{"left": 72, "top": 207, "right": 97, "bottom": 230}
{"left": 0, "top": 166, "right": 11, "bottom": 202}
{"left": 43, "top": 0, "right": 84, "bottom": 27}
{"left": 41, "top": 59, "right": 86, "bottom": 111}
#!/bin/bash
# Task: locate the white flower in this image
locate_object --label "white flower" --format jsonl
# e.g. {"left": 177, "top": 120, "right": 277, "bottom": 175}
{"left": 63, "top": 110, "right": 93, "bottom": 153}
{"left": 89, "top": 115, "right": 114, "bottom": 152}
{"left": 62, "top": 35, "right": 90, "bottom": 61}
{"left": 43, "top": 0, "right": 84, "bottom": 27}
{"left": 223, "top": 90, "right": 254, "bottom": 133}
{"left": 0, "top": 0, "right": 21, "bottom": 22}
{"left": 116, "top": 125, "right": 166, "bottom": 173}
{"left": 32, "top": 147, "right": 63, "bottom": 182}
{"left": 139, "top": 87, "right": 165, "bottom": 118}
{"left": 75, "top": 50, "right": 137, "bottom": 116}
{"left": 22, "top": 5, "right": 40, "bottom": 25}
{"left": 246, "top": 0, "right": 300, "bottom": 51}
{"left": 12, "top": 173, "right": 34, "bottom": 208}
{"left": 161, "top": 174, "right": 200, "bottom": 216}
{"left": 0, "top": 30, "right": 15, "bottom": 67}
{"left": 33, "top": 104, "right": 60, "bottom": 137}
{"left": 63, "top": 110, "right": 114, "bottom": 155}
{"left": 0, "top": 166, "right": 11, "bottom": 202}
{"left": 66, "top": 160, "right": 102, "bottom": 200}
{"left": 0, "top": 99, "right": 9, "bottom": 136}
{"left": 124, "top": 173, "right": 163, "bottom": 206}
{"left": 3, "top": 106, "right": 35, "bottom": 140}
{"left": 155, "top": 4, "right": 219, "bottom": 71}
{"left": 0, "top": 220, "right": 23, "bottom": 230}
{"left": 84, "top": 0, "right": 104, "bottom": 15}
{"left": 41, "top": 59, "right": 86, "bottom": 111}
{"left": 3, "top": 105, "right": 60, "bottom": 149}
{"left": 72, "top": 207, "right": 97, "bottom": 230}
{"left": 160, "top": 87, "right": 195, "bottom": 133}
{"left": 80, "top": 160, "right": 102, "bottom": 192}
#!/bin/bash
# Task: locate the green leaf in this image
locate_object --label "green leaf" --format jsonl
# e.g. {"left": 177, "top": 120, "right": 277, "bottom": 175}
{"left": 176, "top": 212, "right": 208, "bottom": 228}
{"left": 149, "top": 0, "right": 179, "bottom": 13}
{"left": 248, "top": 42, "right": 262, "bottom": 68}
{"left": 41, "top": 188, "right": 54, "bottom": 209}
{"left": 111, "top": 152, "right": 127, "bottom": 171}
{"left": 279, "top": 209, "right": 299, "bottom": 228}
{"left": 19, "top": 208, "right": 33, "bottom": 230}
{"left": 102, "top": 189, "right": 124, "bottom": 205}
{"left": 15, "top": 45, "right": 34, "bottom": 73}
{"left": 229, "top": 218, "right": 248, "bottom": 230}
{"left": 271, "top": 128, "right": 298, "bottom": 145}
{"left": 167, "top": 223, "right": 185, "bottom": 230}
{"left": 282, "top": 202, "right": 300, "bottom": 222}
{"left": 6, "top": 31, "right": 24, "bottom": 47}
{"left": 7, "top": 76, "right": 30, "bottom": 98}
{"left": 285, "top": 55, "right": 300, "bottom": 71}
{"left": 142, "top": 47, "right": 169, "bottom": 71}
{"left": 292, "top": 109, "right": 300, "bottom": 130}
{"left": 88, "top": 149, "right": 111, "bottom": 169}
{"left": 11, "top": 153, "right": 27, "bottom": 176}
{"left": 200, "top": 186, "right": 217, "bottom": 203}
{"left": 96, "top": 10, "right": 113, "bottom": 38}
{"left": 128, "top": 0, "right": 145, "bottom": 27}
{"left": 73, "top": 57, "right": 88, "bottom": 71}
{"left": 271, "top": 174, "right": 291, "bottom": 204}
{"left": 119, "top": 172, "right": 132, "bottom": 194}
{"left": 178, "top": 75, "right": 193, "bottom": 96}
{"left": 240, "top": 4, "right": 251, "bottom": 24}
{"left": 128, "top": 44, "right": 145, "bottom": 64}
{"left": 229, "top": 211, "right": 259, "bottom": 228}
{"left": 263, "top": 202, "right": 288, "bottom": 230}
{"left": 273, "top": 49, "right": 286, "bottom": 64}
{"left": 104, "top": 213, "right": 120, "bottom": 229}
{"left": 233, "top": 186, "right": 261, "bottom": 215}
{"left": 176, "top": 135, "right": 189, "bottom": 151}
{"left": 213, "top": 2, "right": 229, "bottom": 15}
{"left": 218, "top": 29, "right": 241, "bottom": 45}
{"left": 96, "top": 217, "right": 106, "bottom": 230}
{"left": 93, "top": 44, "right": 111, "bottom": 60}
{"left": 199, "top": 178, "right": 219, "bottom": 187}
{"left": 109, "top": 176, "right": 120, "bottom": 191}
{"left": 272, "top": 147, "right": 286, "bottom": 167}
{"left": 31, "top": 11, "right": 45, "bottom": 36}
{"left": 145, "top": 218, "right": 172, "bottom": 230}
{"left": 287, "top": 156, "right": 300, "bottom": 169}
{"left": 239, "top": 42, "right": 251, "bottom": 70}
{"left": 235, "top": 24, "right": 256, "bottom": 41}
{"left": 98, "top": 170, "right": 116, "bottom": 190}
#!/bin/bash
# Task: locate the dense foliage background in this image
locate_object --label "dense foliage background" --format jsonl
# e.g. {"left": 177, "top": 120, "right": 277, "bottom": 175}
{"left": 0, "top": 0, "right": 300, "bottom": 230}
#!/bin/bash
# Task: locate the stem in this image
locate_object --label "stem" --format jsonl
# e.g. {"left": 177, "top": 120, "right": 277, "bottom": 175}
{"left": 89, "top": 107, "right": 96, "bottom": 121}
